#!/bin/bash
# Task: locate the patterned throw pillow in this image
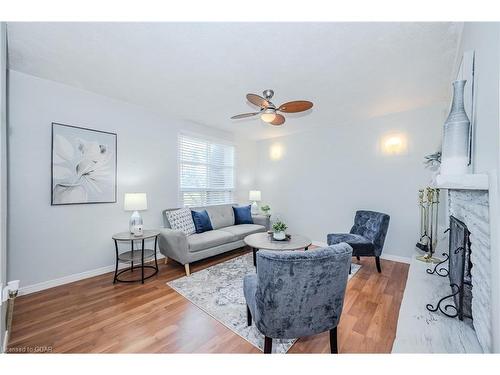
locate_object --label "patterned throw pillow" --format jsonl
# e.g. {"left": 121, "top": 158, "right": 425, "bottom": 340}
{"left": 166, "top": 208, "right": 196, "bottom": 236}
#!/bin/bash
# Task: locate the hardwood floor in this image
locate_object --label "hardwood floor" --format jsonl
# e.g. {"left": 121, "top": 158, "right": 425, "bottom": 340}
{"left": 7, "top": 247, "right": 409, "bottom": 353}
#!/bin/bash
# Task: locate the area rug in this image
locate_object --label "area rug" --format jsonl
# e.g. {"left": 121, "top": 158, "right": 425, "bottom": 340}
{"left": 167, "top": 252, "right": 361, "bottom": 353}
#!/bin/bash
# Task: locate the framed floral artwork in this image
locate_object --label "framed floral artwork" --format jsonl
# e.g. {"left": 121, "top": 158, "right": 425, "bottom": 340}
{"left": 51, "top": 122, "right": 117, "bottom": 205}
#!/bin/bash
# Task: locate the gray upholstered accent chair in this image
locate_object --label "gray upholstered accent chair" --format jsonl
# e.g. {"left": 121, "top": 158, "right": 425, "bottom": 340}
{"left": 243, "top": 243, "right": 352, "bottom": 354}
{"left": 327, "top": 210, "right": 390, "bottom": 273}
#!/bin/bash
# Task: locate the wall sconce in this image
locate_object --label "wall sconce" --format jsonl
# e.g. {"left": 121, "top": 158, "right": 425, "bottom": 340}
{"left": 381, "top": 133, "right": 408, "bottom": 155}
{"left": 269, "top": 143, "right": 284, "bottom": 160}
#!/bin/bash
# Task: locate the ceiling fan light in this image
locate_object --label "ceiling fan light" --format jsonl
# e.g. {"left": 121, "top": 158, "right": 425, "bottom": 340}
{"left": 261, "top": 110, "right": 276, "bottom": 123}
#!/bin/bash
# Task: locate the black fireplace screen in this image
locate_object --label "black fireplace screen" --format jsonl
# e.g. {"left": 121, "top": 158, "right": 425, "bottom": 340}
{"left": 426, "top": 215, "right": 472, "bottom": 320}
{"left": 449, "top": 216, "right": 472, "bottom": 320}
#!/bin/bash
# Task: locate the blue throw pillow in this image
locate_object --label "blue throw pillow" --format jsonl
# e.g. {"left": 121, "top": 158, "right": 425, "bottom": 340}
{"left": 191, "top": 209, "right": 213, "bottom": 233}
{"left": 233, "top": 205, "right": 254, "bottom": 225}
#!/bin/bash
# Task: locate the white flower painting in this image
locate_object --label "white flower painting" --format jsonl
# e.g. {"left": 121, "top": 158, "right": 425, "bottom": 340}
{"left": 51, "top": 123, "right": 116, "bottom": 205}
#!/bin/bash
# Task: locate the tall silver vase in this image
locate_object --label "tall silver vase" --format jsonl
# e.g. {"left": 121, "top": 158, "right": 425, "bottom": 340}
{"left": 441, "top": 80, "right": 470, "bottom": 175}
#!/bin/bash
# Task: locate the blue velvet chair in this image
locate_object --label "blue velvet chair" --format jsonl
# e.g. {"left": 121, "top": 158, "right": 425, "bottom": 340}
{"left": 243, "top": 243, "right": 352, "bottom": 354}
{"left": 327, "top": 210, "right": 390, "bottom": 273}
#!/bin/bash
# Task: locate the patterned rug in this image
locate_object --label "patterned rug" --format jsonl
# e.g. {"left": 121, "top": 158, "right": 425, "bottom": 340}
{"left": 167, "top": 252, "right": 361, "bottom": 353}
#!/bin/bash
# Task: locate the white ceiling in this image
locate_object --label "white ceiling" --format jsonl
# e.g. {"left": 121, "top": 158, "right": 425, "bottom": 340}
{"left": 7, "top": 22, "right": 462, "bottom": 140}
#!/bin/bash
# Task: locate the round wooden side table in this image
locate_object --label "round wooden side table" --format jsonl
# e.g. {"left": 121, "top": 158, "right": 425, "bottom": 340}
{"left": 112, "top": 230, "right": 160, "bottom": 284}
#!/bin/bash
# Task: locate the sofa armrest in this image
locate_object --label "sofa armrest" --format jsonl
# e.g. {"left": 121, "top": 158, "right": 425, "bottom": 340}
{"left": 158, "top": 228, "right": 189, "bottom": 264}
{"left": 252, "top": 214, "right": 270, "bottom": 230}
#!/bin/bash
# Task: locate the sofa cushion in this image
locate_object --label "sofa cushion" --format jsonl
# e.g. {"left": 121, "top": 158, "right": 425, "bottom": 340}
{"left": 165, "top": 208, "right": 196, "bottom": 236}
{"left": 218, "top": 224, "right": 265, "bottom": 240}
{"left": 187, "top": 230, "right": 237, "bottom": 252}
{"left": 204, "top": 204, "right": 235, "bottom": 229}
{"left": 233, "top": 205, "right": 254, "bottom": 225}
{"left": 191, "top": 209, "right": 213, "bottom": 233}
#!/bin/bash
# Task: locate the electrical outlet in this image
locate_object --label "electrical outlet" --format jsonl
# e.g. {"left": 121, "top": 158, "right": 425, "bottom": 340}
{"left": 2, "top": 280, "right": 20, "bottom": 302}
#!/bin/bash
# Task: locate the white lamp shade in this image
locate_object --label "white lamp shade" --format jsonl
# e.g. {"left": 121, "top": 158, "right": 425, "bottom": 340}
{"left": 249, "top": 190, "right": 261, "bottom": 201}
{"left": 124, "top": 193, "right": 148, "bottom": 211}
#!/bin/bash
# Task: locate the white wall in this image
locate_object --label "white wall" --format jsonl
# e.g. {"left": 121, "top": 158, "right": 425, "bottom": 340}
{"left": 7, "top": 70, "right": 237, "bottom": 288}
{"left": 254, "top": 104, "right": 446, "bottom": 260}
{"left": 456, "top": 22, "right": 500, "bottom": 353}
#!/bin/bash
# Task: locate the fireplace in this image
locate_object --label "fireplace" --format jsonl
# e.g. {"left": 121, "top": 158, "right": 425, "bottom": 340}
{"left": 448, "top": 188, "right": 491, "bottom": 352}
{"left": 427, "top": 215, "right": 472, "bottom": 320}
{"left": 393, "top": 184, "right": 492, "bottom": 353}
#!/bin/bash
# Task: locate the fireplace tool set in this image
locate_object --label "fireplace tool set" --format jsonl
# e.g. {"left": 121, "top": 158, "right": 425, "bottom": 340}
{"left": 416, "top": 187, "right": 442, "bottom": 263}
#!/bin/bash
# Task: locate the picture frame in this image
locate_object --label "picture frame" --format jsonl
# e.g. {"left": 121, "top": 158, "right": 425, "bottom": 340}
{"left": 51, "top": 122, "right": 117, "bottom": 205}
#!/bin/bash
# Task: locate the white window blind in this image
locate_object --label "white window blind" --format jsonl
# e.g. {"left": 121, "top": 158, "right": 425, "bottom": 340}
{"left": 179, "top": 134, "right": 235, "bottom": 207}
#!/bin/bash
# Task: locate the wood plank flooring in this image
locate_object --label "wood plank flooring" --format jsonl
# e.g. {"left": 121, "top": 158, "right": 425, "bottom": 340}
{"left": 7, "top": 247, "right": 409, "bottom": 353}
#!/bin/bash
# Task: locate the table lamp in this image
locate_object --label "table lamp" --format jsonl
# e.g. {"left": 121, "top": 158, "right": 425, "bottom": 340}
{"left": 249, "top": 190, "right": 261, "bottom": 214}
{"left": 124, "top": 193, "right": 148, "bottom": 234}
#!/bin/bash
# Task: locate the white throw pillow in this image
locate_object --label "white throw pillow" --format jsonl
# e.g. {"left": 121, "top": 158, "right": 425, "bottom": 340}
{"left": 166, "top": 208, "right": 196, "bottom": 236}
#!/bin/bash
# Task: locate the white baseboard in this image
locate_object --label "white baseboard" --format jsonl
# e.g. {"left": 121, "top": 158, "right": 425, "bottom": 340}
{"left": 380, "top": 253, "right": 411, "bottom": 264}
{"left": 19, "top": 253, "right": 165, "bottom": 296}
{"left": 312, "top": 240, "right": 411, "bottom": 264}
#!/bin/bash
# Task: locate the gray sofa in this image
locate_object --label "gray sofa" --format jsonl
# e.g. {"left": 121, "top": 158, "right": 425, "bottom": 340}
{"left": 159, "top": 204, "right": 270, "bottom": 276}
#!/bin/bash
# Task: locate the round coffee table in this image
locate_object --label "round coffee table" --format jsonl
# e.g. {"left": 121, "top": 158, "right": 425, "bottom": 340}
{"left": 244, "top": 232, "right": 312, "bottom": 267}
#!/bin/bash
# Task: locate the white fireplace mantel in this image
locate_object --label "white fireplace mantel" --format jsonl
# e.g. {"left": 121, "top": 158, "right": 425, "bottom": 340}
{"left": 435, "top": 173, "right": 489, "bottom": 190}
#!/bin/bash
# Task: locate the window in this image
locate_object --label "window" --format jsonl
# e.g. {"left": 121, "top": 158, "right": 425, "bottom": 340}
{"left": 179, "top": 134, "right": 235, "bottom": 207}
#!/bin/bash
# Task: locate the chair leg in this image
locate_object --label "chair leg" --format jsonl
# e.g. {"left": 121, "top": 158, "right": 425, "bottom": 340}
{"left": 184, "top": 263, "right": 191, "bottom": 276}
{"left": 349, "top": 264, "right": 351, "bottom": 274}
{"left": 264, "top": 336, "right": 272, "bottom": 354}
{"left": 247, "top": 305, "right": 252, "bottom": 326}
{"left": 375, "top": 256, "right": 381, "bottom": 273}
{"left": 329, "top": 327, "right": 338, "bottom": 354}
{"left": 164, "top": 257, "right": 169, "bottom": 265}
{"left": 356, "top": 256, "right": 360, "bottom": 261}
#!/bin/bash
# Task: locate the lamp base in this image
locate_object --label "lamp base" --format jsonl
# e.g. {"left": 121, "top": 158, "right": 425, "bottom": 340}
{"left": 251, "top": 201, "right": 259, "bottom": 214}
{"left": 129, "top": 211, "right": 143, "bottom": 234}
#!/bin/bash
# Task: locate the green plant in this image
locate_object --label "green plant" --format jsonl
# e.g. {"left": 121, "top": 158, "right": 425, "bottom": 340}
{"left": 260, "top": 205, "right": 270, "bottom": 214}
{"left": 272, "top": 220, "right": 288, "bottom": 233}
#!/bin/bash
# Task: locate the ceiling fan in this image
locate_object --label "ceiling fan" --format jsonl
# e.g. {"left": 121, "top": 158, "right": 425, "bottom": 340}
{"left": 230, "top": 89, "right": 313, "bottom": 126}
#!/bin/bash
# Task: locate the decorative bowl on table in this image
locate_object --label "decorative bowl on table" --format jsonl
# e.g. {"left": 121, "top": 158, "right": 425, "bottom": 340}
{"left": 273, "top": 231, "right": 286, "bottom": 240}
{"left": 268, "top": 231, "right": 291, "bottom": 242}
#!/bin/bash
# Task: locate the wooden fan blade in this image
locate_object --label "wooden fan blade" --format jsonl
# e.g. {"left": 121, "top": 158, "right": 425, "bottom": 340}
{"left": 246, "top": 93, "right": 269, "bottom": 108}
{"left": 230, "top": 112, "right": 259, "bottom": 119}
{"left": 270, "top": 114, "right": 285, "bottom": 126}
{"left": 278, "top": 100, "right": 313, "bottom": 113}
